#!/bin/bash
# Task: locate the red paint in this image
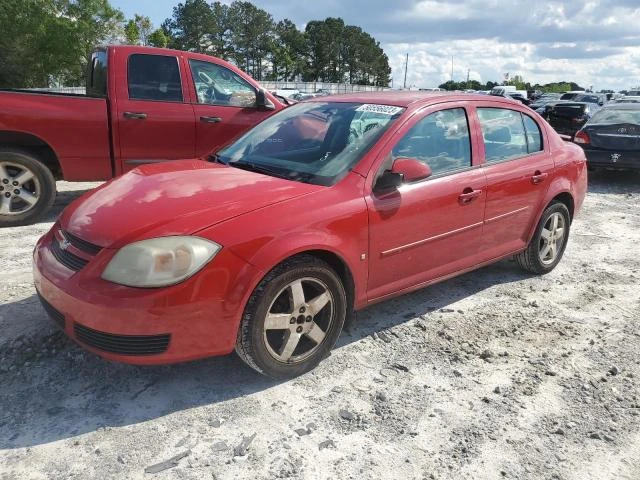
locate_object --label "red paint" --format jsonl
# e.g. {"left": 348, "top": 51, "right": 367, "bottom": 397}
{"left": 392, "top": 157, "right": 432, "bottom": 182}
{"left": 0, "top": 45, "right": 286, "bottom": 181}
{"left": 34, "top": 93, "right": 587, "bottom": 365}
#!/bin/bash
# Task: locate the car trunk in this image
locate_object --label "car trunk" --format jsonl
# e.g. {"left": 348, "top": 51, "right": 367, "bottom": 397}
{"left": 584, "top": 123, "right": 640, "bottom": 151}
{"left": 548, "top": 103, "right": 588, "bottom": 136}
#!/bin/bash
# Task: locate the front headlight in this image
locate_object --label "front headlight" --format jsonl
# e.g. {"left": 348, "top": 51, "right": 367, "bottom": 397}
{"left": 101, "top": 236, "right": 221, "bottom": 288}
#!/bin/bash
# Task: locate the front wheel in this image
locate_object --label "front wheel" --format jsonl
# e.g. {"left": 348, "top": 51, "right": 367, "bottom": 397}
{"left": 235, "top": 255, "right": 347, "bottom": 378}
{"left": 515, "top": 202, "right": 570, "bottom": 274}
{"left": 0, "top": 149, "right": 56, "bottom": 227}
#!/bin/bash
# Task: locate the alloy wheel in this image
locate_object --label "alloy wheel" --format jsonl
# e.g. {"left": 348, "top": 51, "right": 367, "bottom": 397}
{"left": 263, "top": 277, "right": 334, "bottom": 363}
{"left": 0, "top": 161, "right": 41, "bottom": 216}
{"left": 539, "top": 212, "right": 566, "bottom": 265}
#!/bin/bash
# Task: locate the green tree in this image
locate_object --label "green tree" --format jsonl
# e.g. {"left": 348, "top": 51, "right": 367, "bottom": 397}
{"left": 270, "top": 19, "right": 306, "bottom": 80}
{"left": 148, "top": 28, "right": 169, "bottom": 48}
{"left": 124, "top": 19, "right": 140, "bottom": 45}
{"left": 163, "top": 0, "right": 216, "bottom": 53}
{"left": 227, "top": 1, "right": 274, "bottom": 80}
{"left": 0, "top": 0, "right": 124, "bottom": 88}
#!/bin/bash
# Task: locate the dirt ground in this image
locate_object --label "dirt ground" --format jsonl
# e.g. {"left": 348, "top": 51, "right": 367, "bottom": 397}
{"left": 1, "top": 171, "right": 639, "bottom": 480}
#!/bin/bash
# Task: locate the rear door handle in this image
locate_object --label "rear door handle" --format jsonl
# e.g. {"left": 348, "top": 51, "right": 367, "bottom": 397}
{"left": 531, "top": 171, "right": 548, "bottom": 184}
{"left": 458, "top": 188, "right": 483, "bottom": 205}
{"left": 200, "top": 116, "right": 222, "bottom": 124}
{"left": 123, "top": 112, "right": 147, "bottom": 120}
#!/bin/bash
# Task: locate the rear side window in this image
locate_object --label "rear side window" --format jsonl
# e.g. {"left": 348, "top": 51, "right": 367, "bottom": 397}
{"left": 87, "top": 50, "right": 108, "bottom": 97}
{"left": 477, "top": 108, "right": 530, "bottom": 163}
{"left": 128, "top": 54, "right": 183, "bottom": 102}
{"left": 522, "top": 114, "right": 543, "bottom": 153}
{"left": 392, "top": 108, "right": 472, "bottom": 177}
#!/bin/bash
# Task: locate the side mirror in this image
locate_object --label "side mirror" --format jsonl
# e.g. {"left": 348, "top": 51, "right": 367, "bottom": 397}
{"left": 392, "top": 157, "right": 432, "bottom": 182}
{"left": 375, "top": 170, "right": 404, "bottom": 192}
{"left": 256, "top": 88, "right": 276, "bottom": 111}
{"left": 374, "top": 157, "right": 432, "bottom": 193}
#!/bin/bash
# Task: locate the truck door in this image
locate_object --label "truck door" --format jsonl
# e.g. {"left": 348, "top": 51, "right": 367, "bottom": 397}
{"left": 186, "top": 59, "right": 277, "bottom": 157}
{"left": 115, "top": 53, "right": 196, "bottom": 172}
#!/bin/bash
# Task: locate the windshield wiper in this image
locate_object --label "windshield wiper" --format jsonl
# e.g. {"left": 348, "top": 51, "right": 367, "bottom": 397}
{"left": 229, "top": 160, "right": 292, "bottom": 180}
{"left": 207, "top": 153, "right": 226, "bottom": 164}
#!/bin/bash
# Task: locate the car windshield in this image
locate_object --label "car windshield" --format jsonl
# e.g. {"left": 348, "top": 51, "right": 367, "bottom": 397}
{"left": 217, "top": 101, "right": 404, "bottom": 186}
{"left": 588, "top": 108, "right": 640, "bottom": 125}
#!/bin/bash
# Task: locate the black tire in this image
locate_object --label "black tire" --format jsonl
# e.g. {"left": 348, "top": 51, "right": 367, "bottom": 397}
{"left": 0, "top": 148, "right": 56, "bottom": 227}
{"left": 515, "top": 201, "right": 571, "bottom": 274}
{"left": 235, "top": 254, "right": 347, "bottom": 378}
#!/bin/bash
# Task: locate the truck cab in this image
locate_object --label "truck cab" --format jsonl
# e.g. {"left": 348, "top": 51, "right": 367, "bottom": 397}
{"left": 0, "top": 45, "right": 286, "bottom": 226}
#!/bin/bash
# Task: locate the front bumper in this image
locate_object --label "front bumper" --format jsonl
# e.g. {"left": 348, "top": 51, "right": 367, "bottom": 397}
{"left": 33, "top": 228, "right": 261, "bottom": 365}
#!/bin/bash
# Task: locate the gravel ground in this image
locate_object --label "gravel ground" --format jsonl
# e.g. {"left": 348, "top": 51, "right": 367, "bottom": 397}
{"left": 1, "top": 171, "right": 639, "bottom": 480}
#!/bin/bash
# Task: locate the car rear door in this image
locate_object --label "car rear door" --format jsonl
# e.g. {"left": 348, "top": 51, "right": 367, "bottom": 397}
{"left": 365, "top": 104, "right": 487, "bottom": 301}
{"left": 115, "top": 52, "right": 196, "bottom": 172}
{"left": 186, "top": 58, "right": 277, "bottom": 157}
{"left": 475, "top": 106, "right": 554, "bottom": 259}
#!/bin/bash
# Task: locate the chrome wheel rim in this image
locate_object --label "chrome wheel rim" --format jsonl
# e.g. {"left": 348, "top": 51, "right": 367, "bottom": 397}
{"left": 0, "top": 161, "right": 41, "bottom": 216}
{"left": 539, "top": 212, "right": 566, "bottom": 265}
{"left": 263, "top": 277, "right": 334, "bottom": 364}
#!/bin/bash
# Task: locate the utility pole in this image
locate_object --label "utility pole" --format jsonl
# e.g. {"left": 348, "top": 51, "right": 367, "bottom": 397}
{"left": 403, "top": 53, "right": 408, "bottom": 89}
{"left": 466, "top": 68, "right": 470, "bottom": 88}
{"left": 451, "top": 56, "right": 454, "bottom": 82}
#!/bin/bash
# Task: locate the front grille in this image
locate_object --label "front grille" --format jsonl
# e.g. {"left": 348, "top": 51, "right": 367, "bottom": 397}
{"left": 50, "top": 236, "right": 89, "bottom": 271}
{"left": 64, "top": 231, "right": 102, "bottom": 255}
{"left": 37, "top": 292, "right": 65, "bottom": 329}
{"left": 74, "top": 323, "right": 171, "bottom": 356}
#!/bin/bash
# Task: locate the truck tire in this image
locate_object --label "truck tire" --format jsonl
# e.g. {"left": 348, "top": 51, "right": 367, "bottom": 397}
{"left": 0, "top": 149, "right": 56, "bottom": 227}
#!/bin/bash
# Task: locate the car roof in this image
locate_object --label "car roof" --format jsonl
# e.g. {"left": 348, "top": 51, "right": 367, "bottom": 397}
{"left": 601, "top": 102, "right": 640, "bottom": 110}
{"left": 306, "top": 91, "right": 519, "bottom": 108}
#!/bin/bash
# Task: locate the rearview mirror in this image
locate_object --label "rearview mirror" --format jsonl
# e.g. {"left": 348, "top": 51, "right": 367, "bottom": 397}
{"left": 392, "top": 157, "right": 432, "bottom": 182}
{"left": 256, "top": 88, "right": 276, "bottom": 110}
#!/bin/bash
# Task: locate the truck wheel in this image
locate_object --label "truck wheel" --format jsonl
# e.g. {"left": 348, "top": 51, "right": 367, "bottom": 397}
{"left": 235, "top": 254, "right": 347, "bottom": 378}
{"left": 0, "top": 149, "right": 56, "bottom": 227}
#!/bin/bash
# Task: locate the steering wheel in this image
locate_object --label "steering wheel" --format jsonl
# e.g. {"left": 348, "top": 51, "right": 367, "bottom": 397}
{"left": 198, "top": 70, "right": 215, "bottom": 85}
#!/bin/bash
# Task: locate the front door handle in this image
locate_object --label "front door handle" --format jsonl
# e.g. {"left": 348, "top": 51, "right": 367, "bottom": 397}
{"left": 200, "top": 116, "right": 222, "bottom": 124}
{"left": 458, "top": 188, "right": 483, "bottom": 205}
{"left": 123, "top": 111, "right": 147, "bottom": 120}
{"left": 531, "top": 171, "right": 548, "bottom": 184}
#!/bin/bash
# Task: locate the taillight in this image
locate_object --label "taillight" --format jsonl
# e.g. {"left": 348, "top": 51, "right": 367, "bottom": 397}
{"left": 574, "top": 130, "right": 590, "bottom": 145}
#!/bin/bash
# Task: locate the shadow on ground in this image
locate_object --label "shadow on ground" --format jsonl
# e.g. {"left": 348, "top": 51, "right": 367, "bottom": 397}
{"left": 0, "top": 258, "right": 527, "bottom": 450}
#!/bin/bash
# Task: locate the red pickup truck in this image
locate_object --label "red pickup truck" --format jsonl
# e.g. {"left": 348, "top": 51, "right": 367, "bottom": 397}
{"left": 0, "top": 45, "right": 287, "bottom": 226}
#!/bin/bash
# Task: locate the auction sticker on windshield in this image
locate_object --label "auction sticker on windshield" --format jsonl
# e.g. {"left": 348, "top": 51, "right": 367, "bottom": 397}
{"left": 355, "top": 104, "right": 404, "bottom": 115}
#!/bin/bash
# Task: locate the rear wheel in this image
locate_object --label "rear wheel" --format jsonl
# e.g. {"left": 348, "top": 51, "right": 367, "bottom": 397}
{"left": 515, "top": 202, "right": 570, "bottom": 274}
{"left": 0, "top": 149, "right": 56, "bottom": 227}
{"left": 235, "top": 255, "right": 347, "bottom": 378}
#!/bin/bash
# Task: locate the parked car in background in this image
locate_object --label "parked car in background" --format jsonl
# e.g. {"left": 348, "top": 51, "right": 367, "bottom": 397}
{"left": 573, "top": 103, "right": 640, "bottom": 170}
{"left": 544, "top": 93, "right": 606, "bottom": 139}
{"left": 0, "top": 45, "right": 286, "bottom": 226}
{"left": 508, "top": 93, "right": 530, "bottom": 105}
{"left": 34, "top": 92, "right": 587, "bottom": 378}
{"left": 615, "top": 96, "right": 640, "bottom": 104}
{"left": 530, "top": 93, "right": 561, "bottom": 113}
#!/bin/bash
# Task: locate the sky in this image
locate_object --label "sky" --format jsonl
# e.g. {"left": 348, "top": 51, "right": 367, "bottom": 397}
{"left": 111, "top": 0, "right": 640, "bottom": 91}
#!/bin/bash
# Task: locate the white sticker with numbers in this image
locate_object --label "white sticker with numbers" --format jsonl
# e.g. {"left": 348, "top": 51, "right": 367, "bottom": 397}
{"left": 355, "top": 104, "right": 404, "bottom": 115}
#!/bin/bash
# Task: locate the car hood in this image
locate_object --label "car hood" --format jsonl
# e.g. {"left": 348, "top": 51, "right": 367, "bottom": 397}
{"left": 60, "top": 160, "right": 323, "bottom": 248}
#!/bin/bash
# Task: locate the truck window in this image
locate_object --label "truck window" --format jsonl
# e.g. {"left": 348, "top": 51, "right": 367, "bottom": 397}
{"left": 189, "top": 59, "right": 256, "bottom": 108}
{"left": 128, "top": 54, "right": 183, "bottom": 102}
{"left": 87, "top": 50, "right": 108, "bottom": 97}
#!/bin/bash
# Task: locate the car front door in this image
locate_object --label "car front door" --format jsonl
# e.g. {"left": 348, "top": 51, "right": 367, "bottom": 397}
{"left": 475, "top": 106, "right": 554, "bottom": 259}
{"left": 366, "top": 105, "right": 487, "bottom": 302}
{"left": 116, "top": 53, "right": 196, "bottom": 172}
{"left": 187, "top": 59, "right": 276, "bottom": 157}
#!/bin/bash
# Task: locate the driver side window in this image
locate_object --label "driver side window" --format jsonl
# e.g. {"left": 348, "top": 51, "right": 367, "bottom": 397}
{"left": 189, "top": 60, "right": 256, "bottom": 108}
{"left": 392, "top": 108, "right": 471, "bottom": 177}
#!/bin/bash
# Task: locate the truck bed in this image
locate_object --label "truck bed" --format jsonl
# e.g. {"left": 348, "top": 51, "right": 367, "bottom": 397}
{"left": 0, "top": 90, "right": 112, "bottom": 181}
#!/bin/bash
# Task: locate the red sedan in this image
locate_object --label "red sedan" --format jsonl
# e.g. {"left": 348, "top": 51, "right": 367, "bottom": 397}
{"left": 33, "top": 92, "right": 587, "bottom": 378}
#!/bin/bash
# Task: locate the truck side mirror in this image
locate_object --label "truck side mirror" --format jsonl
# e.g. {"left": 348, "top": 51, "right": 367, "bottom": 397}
{"left": 256, "top": 89, "right": 276, "bottom": 111}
